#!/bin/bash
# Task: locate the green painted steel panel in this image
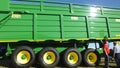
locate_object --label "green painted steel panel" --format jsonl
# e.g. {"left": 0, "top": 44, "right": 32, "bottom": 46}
{"left": 0, "top": 0, "right": 120, "bottom": 41}
{"left": 37, "top": 15, "right": 59, "bottom": 20}
{"left": 0, "top": 14, "right": 7, "bottom": 20}
{"left": 62, "top": 15, "right": 87, "bottom": 39}
{"left": 0, "top": 0, "right": 9, "bottom": 10}
{"left": 37, "top": 27, "right": 60, "bottom": 31}
{"left": 10, "top": 3, "right": 40, "bottom": 13}
{"left": 108, "top": 18, "right": 120, "bottom": 38}
{"left": 37, "top": 21, "right": 60, "bottom": 26}
{"left": 88, "top": 17, "right": 106, "bottom": 22}
{"left": 89, "top": 27, "right": 107, "bottom": 32}
{"left": 0, "top": 26, "right": 32, "bottom": 31}
{"left": 4, "top": 20, "right": 32, "bottom": 26}
{"left": 89, "top": 32, "right": 108, "bottom": 38}
{"left": 0, "top": 32, "right": 32, "bottom": 40}
{"left": 64, "top": 32, "right": 87, "bottom": 38}
{"left": 10, "top": 4, "right": 40, "bottom": 9}
{"left": 63, "top": 16, "right": 85, "bottom": 21}
{"left": 0, "top": 13, "right": 33, "bottom": 40}
{"left": 110, "top": 32, "right": 120, "bottom": 38}
{"left": 11, "top": 14, "right": 32, "bottom": 19}
{"left": 37, "top": 32, "right": 60, "bottom": 40}
{"left": 44, "top": 6, "right": 69, "bottom": 11}
{"left": 73, "top": 5, "right": 101, "bottom": 15}
{"left": 88, "top": 17, "right": 108, "bottom": 38}
{"left": 88, "top": 22, "right": 107, "bottom": 27}
{"left": 64, "top": 27, "right": 86, "bottom": 32}
{"left": 37, "top": 14, "right": 61, "bottom": 40}
{"left": 103, "top": 8, "right": 120, "bottom": 17}
{"left": 43, "top": 2, "right": 70, "bottom": 13}
{"left": 63, "top": 21, "right": 85, "bottom": 26}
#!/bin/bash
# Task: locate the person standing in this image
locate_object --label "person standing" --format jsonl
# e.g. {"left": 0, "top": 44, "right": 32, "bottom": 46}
{"left": 103, "top": 37, "right": 110, "bottom": 68}
{"left": 113, "top": 41, "right": 120, "bottom": 68}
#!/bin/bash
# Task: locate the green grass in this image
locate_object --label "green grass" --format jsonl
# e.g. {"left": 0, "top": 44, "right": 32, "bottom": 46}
{"left": 99, "top": 62, "right": 116, "bottom": 67}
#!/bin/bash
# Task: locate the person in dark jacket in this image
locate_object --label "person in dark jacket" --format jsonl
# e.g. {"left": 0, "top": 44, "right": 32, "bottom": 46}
{"left": 113, "top": 41, "right": 120, "bottom": 68}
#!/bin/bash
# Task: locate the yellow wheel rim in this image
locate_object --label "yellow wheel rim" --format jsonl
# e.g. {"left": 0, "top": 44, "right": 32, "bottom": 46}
{"left": 87, "top": 52, "right": 97, "bottom": 64}
{"left": 43, "top": 51, "right": 56, "bottom": 64}
{"left": 68, "top": 52, "right": 78, "bottom": 64}
{"left": 17, "top": 51, "right": 31, "bottom": 64}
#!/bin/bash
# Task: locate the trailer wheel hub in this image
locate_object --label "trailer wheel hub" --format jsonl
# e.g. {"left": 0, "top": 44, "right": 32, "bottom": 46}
{"left": 43, "top": 51, "right": 55, "bottom": 64}
{"left": 21, "top": 54, "right": 27, "bottom": 60}
{"left": 87, "top": 52, "right": 97, "bottom": 64}
{"left": 17, "top": 51, "right": 31, "bottom": 64}
{"left": 68, "top": 52, "right": 78, "bottom": 64}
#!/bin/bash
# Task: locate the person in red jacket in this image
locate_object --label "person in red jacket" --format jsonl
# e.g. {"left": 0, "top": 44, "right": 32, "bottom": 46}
{"left": 103, "top": 36, "right": 110, "bottom": 68}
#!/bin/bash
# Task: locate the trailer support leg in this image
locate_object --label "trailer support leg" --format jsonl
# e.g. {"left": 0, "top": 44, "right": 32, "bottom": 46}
{"left": 6, "top": 43, "right": 12, "bottom": 56}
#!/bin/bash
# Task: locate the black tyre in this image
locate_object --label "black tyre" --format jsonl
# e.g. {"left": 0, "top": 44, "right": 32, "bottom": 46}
{"left": 62, "top": 48, "right": 82, "bottom": 68}
{"left": 38, "top": 47, "right": 59, "bottom": 68}
{"left": 11, "top": 46, "right": 35, "bottom": 68}
{"left": 83, "top": 49, "right": 101, "bottom": 66}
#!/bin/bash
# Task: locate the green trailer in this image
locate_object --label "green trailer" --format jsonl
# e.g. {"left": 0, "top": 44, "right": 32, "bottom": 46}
{"left": 0, "top": 0, "right": 120, "bottom": 68}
